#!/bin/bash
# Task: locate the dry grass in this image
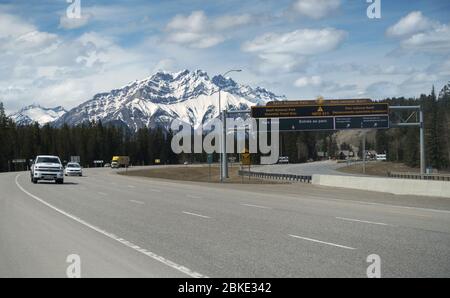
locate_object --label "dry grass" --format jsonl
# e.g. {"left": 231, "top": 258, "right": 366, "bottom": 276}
{"left": 338, "top": 161, "right": 420, "bottom": 176}
{"left": 120, "top": 165, "right": 282, "bottom": 184}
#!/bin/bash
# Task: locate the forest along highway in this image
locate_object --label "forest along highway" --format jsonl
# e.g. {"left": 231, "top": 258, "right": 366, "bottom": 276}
{"left": 1, "top": 166, "right": 450, "bottom": 277}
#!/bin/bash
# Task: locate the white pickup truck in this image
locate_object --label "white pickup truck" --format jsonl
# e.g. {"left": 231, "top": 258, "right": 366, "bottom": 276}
{"left": 30, "top": 155, "right": 64, "bottom": 184}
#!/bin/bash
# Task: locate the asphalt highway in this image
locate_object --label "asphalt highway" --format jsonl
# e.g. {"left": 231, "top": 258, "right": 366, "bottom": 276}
{"left": 1, "top": 167, "right": 449, "bottom": 277}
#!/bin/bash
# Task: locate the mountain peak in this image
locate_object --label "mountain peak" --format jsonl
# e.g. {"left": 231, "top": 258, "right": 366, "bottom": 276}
{"left": 54, "top": 69, "right": 286, "bottom": 131}
{"left": 10, "top": 104, "right": 67, "bottom": 126}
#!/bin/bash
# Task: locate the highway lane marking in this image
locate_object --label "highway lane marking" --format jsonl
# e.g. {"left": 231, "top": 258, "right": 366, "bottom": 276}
{"left": 127, "top": 185, "right": 136, "bottom": 188}
{"left": 289, "top": 234, "right": 356, "bottom": 250}
{"left": 384, "top": 210, "right": 432, "bottom": 218}
{"left": 303, "top": 195, "right": 450, "bottom": 215}
{"left": 14, "top": 174, "right": 207, "bottom": 278}
{"left": 336, "top": 217, "right": 389, "bottom": 226}
{"left": 182, "top": 211, "right": 211, "bottom": 219}
{"left": 186, "top": 195, "right": 203, "bottom": 199}
{"left": 98, "top": 192, "right": 107, "bottom": 196}
{"left": 148, "top": 189, "right": 162, "bottom": 193}
{"left": 129, "top": 200, "right": 145, "bottom": 205}
{"left": 241, "top": 203, "right": 272, "bottom": 210}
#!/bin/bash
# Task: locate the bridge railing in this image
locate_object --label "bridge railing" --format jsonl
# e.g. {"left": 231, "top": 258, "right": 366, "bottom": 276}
{"left": 388, "top": 171, "right": 450, "bottom": 181}
{"left": 238, "top": 170, "right": 312, "bottom": 183}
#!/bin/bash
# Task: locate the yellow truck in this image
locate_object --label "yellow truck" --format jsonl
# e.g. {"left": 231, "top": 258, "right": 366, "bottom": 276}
{"left": 111, "top": 156, "right": 130, "bottom": 168}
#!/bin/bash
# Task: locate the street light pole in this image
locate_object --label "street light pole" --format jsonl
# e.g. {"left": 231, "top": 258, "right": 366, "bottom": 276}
{"left": 219, "top": 69, "right": 242, "bottom": 182}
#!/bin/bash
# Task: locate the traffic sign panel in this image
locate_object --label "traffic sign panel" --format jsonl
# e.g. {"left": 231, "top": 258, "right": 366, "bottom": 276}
{"left": 276, "top": 117, "right": 334, "bottom": 131}
{"left": 251, "top": 103, "right": 389, "bottom": 118}
{"left": 334, "top": 115, "right": 389, "bottom": 129}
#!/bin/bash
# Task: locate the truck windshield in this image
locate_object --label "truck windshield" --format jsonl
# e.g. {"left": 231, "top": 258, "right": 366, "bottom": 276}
{"left": 37, "top": 157, "right": 60, "bottom": 164}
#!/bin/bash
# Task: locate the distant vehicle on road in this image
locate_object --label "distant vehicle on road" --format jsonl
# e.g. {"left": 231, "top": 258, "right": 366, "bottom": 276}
{"left": 64, "top": 162, "right": 82, "bottom": 176}
{"left": 111, "top": 156, "right": 130, "bottom": 168}
{"left": 104, "top": 163, "right": 111, "bottom": 168}
{"left": 30, "top": 155, "right": 64, "bottom": 184}
{"left": 376, "top": 154, "right": 387, "bottom": 161}
{"left": 278, "top": 156, "right": 289, "bottom": 164}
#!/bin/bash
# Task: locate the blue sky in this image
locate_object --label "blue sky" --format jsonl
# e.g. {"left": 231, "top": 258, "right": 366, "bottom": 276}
{"left": 1, "top": 0, "right": 449, "bottom": 113}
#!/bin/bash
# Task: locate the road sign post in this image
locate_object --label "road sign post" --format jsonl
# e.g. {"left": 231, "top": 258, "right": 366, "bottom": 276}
{"left": 362, "top": 132, "right": 366, "bottom": 174}
{"left": 207, "top": 154, "right": 213, "bottom": 182}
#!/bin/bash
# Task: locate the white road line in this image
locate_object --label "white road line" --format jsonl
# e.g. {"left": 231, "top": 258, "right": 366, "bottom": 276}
{"left": 127, "top": 185, "right": 136, "bottom": 188}
{"left": 98, "top": 192, "right": 107, "bottom": 196}
{"left": 129, "top": 200, "right": 145, "bottom": 205}
{"left": 182, "top": 211, "right": 211, "bottom": 219}
{"left": 186, "top": 194, "right": 203, "bottom": 199}
{"left": 148, "top": 189, "right": 161, "bottom": 193}
{"left": 15, "top": 174, "right": 207, "bottom": 278}
{"left": 303, "top": 195, "right": 450, "bottom": 215}
{"left": 336, "top": 217, "right": 389, "bottom": 226}
{"left": 241, "top": 203, "right": 272, "bottom": 209}
{"left": 289, "top": 234, "right": 356, "bottom": 250}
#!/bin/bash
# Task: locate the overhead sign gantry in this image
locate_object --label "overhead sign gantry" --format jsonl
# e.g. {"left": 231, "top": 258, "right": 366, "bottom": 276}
{"left": 251, "top": 98, "right": 390, "bottom": 131}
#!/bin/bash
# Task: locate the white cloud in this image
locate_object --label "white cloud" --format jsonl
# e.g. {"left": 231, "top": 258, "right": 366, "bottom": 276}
{"left": 291, "top": 0, "right": 340, "bottom": 19}
{"left": 242, "top": 28, "right": 347, "bottom": 74}
{"left": 243, "top": 28, "right": 346, "bottom": 55}
{"left": 386, "top": 11, "right": 432, "bottom": 37}
{"left": 293, "top": 75, "right": 358, "bottom": 97}
{"left": 0, "top": 11, "right": 153, "bottom": 112}
{"left": 365, "top": 81, "right": 400, "bottom": 99}
{"left": 400, "top": 24, "right": 450, "bottom": 53}
{"left": 59, "top": 14, "right": 91, "bottom": 30}
{"left": 387, "top": 11, "right": 450, "bottom": 54}
{"left": 165, "top": 10, "right": 253, "bottom": 48}
{"left": 294, "top": 75, "right": 322, "bottom": 87}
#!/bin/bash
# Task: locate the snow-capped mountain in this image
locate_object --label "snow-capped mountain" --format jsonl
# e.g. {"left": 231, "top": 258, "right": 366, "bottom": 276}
{"left": 9, "top": 104, "right": 67, "bottom": 126}
{"left": 54, "top": 69, "right": 286, "bottom": 131}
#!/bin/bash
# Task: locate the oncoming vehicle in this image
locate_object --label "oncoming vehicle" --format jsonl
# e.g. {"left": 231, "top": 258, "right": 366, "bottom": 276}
{"left": 30, "top": 155, "right": 64, "bottom": 184}
{"left": 64, "top": 162, "right": 83, "bottom": 176}
{"left": 111, "top": 156, "right": 130, "bottom": 168}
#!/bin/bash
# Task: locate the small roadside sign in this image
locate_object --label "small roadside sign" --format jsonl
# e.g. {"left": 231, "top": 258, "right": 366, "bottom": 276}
{"left": 207, "top": 154, "right": 213, "bottom": 164}
{"left": 241, "top": 150, "right": 251, "bottom": 166}
{"left": 12, "top": 159, "right": 26, "bottom": 163}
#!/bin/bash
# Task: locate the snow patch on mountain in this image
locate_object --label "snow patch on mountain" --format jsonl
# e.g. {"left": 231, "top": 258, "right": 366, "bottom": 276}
{"left": 9, "top": 104, "right": 67, "bottom": 126}
{"left": 54, "top": 69, "right": 286, "bottom": 131}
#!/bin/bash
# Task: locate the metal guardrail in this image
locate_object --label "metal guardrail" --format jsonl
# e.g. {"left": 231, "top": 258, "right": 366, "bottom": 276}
{"left": 388, "top": 171, "right": 450, "bottom": 181}
{"left": 238, "top": 170, "right": 312, "bottom": 183}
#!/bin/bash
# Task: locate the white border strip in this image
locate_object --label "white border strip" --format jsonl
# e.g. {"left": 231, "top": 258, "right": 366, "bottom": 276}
{"left": 15, "top": 174, "right": 207, "bottom": 278}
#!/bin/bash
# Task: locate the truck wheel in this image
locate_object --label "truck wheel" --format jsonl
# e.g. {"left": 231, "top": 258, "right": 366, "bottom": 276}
{"left": 31, "top": 178, "right": 37, "bottom": 184}
{"left": 56, "top": 179, "right": 64, "bottom": 184}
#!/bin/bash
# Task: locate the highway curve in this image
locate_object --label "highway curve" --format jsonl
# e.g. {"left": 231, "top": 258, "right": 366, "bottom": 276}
{"left": 1, "top": 167, "right": 450, "bottom": 277}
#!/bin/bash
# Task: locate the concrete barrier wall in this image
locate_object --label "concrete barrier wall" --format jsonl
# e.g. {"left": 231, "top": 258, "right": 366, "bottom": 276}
{"left": 311, "top": 175, "right": 450, "bottom": 198}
